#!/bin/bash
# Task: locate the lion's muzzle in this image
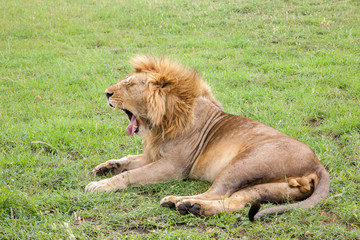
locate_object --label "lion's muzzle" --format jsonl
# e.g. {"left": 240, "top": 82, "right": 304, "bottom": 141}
{"left": 105, "top": 90, "right": 114, "bottom": 107}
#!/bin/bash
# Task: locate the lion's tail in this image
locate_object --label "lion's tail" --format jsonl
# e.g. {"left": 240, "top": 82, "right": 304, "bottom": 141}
{"left": 248, "top": 165, "right": 330, "bottom": 221}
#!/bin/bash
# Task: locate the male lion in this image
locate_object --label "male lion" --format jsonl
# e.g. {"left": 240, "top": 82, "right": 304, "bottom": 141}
{"left": 85, "top": 55, "right": 330, "bottom": 220}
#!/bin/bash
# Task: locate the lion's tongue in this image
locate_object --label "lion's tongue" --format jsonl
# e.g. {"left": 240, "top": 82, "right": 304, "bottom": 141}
{"left": 126, "top": 115, "right": 138, "bottom": 136}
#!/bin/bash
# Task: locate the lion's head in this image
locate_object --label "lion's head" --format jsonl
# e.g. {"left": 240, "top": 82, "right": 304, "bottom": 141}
{"left": 105, "top": 55, "right": 220, "bottom": 160}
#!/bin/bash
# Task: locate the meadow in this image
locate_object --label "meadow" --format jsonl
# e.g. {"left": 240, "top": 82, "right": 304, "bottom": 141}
{"left": 1, "top": 0, "right": 359, "bottom": 239}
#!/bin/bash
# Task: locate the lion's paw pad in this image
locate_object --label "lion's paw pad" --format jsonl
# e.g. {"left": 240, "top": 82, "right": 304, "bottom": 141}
{"left": 176, "top": 203, "right": 189, "bottom": 215}
{"left": 176, "top": 201, "right": 201, "bottom": 216}
{"left": 160, "top": 201, "right": 176, "bottom": 209}
{"left": 92, "top": 161, "right": 123, "bottom": 177}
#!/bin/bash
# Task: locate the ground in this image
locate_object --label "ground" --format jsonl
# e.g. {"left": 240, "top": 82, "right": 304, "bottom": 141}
{"left": 0, "top": 0, "right": 359, "bottom": 239}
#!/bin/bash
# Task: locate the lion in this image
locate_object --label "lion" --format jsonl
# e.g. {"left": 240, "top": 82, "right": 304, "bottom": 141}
{"left": 85, "top": 55, "right": 330, "bottom": 221}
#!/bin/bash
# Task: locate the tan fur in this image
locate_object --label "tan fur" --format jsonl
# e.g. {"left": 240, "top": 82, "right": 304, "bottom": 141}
{"left": 85, "top": 56, "right": 330, "bottom": 220}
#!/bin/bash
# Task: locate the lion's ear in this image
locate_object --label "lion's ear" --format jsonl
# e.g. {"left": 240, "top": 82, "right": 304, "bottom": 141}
{"left": 145, "top": 74, "right": 174, "bottom": 127}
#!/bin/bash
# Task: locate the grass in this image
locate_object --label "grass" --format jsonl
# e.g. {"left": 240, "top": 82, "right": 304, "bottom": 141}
{"left": 1, "top": 0, "right": 359, "bottom": 238}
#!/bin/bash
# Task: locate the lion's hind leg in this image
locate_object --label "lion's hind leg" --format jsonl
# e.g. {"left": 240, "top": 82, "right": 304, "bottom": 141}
{"left": 160, "top": 186, "right": 229, "bottom": 210}
{"left": 161, "top": 180, "right": 314, "bottom": 216}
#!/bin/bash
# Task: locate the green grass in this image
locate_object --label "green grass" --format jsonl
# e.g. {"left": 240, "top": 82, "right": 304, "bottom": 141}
{"left": 1, "top": 0, "right": 359, "bottom": 238}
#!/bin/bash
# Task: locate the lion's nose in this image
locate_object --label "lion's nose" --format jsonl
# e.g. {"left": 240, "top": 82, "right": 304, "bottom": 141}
{"left": 105, "top": 91, "right": 114, "bottom": 99}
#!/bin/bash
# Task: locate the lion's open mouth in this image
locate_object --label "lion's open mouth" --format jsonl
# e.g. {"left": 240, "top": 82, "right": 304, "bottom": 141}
{"left": 122, "top": 109, "right": 139, "bottom": 136}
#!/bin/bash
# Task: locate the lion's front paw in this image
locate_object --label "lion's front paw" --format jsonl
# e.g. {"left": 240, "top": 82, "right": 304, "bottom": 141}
{"left": 92, "top": 158, "right": 128, "bottom": 177}
{"left": 85, "top": 179, "right": 114, "bottom": 192}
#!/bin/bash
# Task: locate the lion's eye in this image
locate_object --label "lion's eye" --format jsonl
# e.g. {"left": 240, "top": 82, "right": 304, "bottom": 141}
{"left": 122, "top": 76, "right": 135, "bottom": 87}
{"left": 123, "top": 81, "right": 132, "bottom": 87}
